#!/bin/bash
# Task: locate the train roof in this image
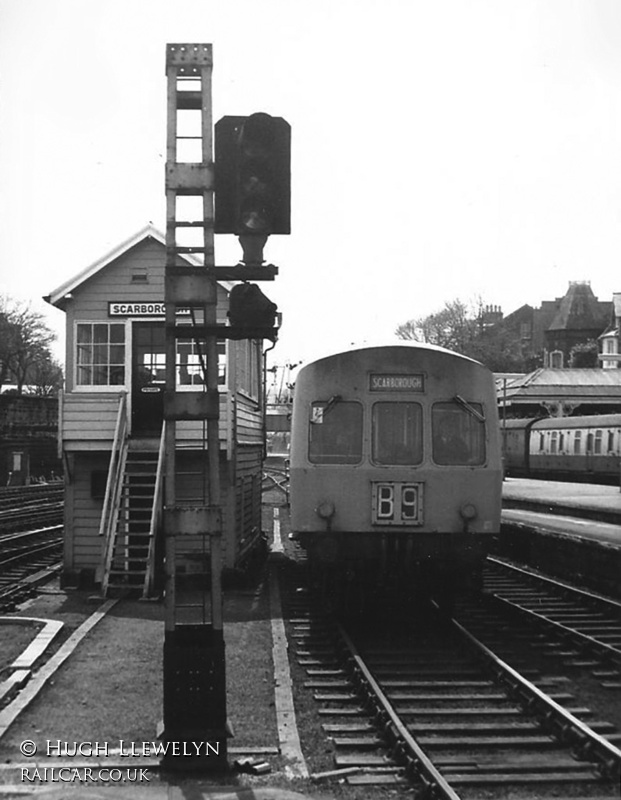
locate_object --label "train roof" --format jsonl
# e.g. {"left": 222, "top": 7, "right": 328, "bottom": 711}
{"left": 297, "top": 340, "right": 485, "bottom": 371}
{"left": 532, "top": 414, "right": 621, "bottom": 430}
{"left": 500, "top": 418, "right": 539, "bottom": 430}
{"left": 503, "top": 414, "right": 621, "bottom": 430}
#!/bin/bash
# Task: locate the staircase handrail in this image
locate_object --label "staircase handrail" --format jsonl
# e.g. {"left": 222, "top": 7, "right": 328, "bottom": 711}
{"left": 143, "top": 421, "right": 166, "bottom": 598}
{"left": 99, "top": 392, "right": 129, "bottom": 594}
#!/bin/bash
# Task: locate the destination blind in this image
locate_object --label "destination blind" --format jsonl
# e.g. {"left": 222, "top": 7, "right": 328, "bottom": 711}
{"left": 369, "top": 373, "right": 424, "bottom": 392}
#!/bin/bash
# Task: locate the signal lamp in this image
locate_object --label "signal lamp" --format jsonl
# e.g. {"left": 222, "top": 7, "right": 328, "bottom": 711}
{"left": 228, "top": 282, "right": 277, "bottom": 328}
{"left": 215, "top": 112, "right": 291, "bottom": 237}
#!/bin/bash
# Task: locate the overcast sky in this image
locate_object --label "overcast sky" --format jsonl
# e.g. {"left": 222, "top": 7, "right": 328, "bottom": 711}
{"left": 1, "top": 0, "right": 619, "bottom": 368}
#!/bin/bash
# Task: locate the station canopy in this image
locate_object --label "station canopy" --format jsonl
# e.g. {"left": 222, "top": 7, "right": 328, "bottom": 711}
{"left": 496, "top": 368, "right": 621, "bottom": 418}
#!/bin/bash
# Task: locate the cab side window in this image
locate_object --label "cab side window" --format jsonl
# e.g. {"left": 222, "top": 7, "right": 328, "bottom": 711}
{"left": 308, "top": 401, "right": 363, "bottom": 464}
{"left": 432, "top": 402, "right": 485, "bottom": 465}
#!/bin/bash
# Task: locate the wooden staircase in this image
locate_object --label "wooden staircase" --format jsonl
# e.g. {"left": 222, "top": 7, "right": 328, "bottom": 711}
{"left": 100, "top": 394, "right": 165, "bottom": 598}
{"left": 105, "top": 449, "right": 159, "bottom": 596}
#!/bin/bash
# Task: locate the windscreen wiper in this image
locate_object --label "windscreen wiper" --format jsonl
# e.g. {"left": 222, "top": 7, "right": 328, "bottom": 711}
{"left": 454, "top": 394, "right": 486, "bottom": 423}
{"left": 311, "top": 394, "right": 342, "bottom": 423}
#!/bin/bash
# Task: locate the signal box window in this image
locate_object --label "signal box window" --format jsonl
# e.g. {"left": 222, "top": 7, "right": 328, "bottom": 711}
{"left": 76, "top": 323, "right": 126, "bottom": 386}
{"left": 235, "top": 339, "right": 258, "bottom": 398}
{"left": 432, "top": 401, "right": 485, "bottom": 465}
{"left": 309, "top": 400, "right": 362, "bottom": 464}
{"left": 176, "top": 339, "right": 226, "bottom": 387}
{"left": 372, "top": 403, "right": 422, "bottom": 465}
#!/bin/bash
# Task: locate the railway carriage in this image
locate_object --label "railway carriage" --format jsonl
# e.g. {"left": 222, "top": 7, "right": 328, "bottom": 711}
{"left": 289, "top": 343, "right": 503, "bottom": 607}
{"left": 502, "top": 414, "right": 621, "bottom": 483}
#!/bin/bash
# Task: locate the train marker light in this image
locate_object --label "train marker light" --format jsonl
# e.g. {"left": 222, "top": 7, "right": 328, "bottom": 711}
{"left": 460, "top": 503, "right": 477, "bottom": 521}
{"left": 316, "top": 501, "right": 335, "bottom": 520}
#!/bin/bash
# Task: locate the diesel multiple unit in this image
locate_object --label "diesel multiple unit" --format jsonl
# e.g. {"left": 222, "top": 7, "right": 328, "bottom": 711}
{"left": 289, "top": 343, "right": 503, "bottom": 608}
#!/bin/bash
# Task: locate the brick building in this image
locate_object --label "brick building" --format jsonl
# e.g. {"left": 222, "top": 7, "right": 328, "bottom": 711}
{"left": 485, "top": 281, "right": 611, "bottom": 369}
{"left": 598, "top": 293, "right": 621, "bottom": 369}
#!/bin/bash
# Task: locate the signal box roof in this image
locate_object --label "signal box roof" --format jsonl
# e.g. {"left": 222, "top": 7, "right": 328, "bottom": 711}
{"left": 44, "top": 224, "right": 232, "bottom": 310}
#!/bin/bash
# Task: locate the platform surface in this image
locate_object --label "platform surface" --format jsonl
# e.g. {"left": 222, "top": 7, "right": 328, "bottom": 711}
{"left": 0, "top": 497, "right": 326, "bottom": 800}
{"left": 502, "top": 507, "right": 621, "bottom": 548}
{"left": 502, "top": 477, "right": 621, "bottom": 524}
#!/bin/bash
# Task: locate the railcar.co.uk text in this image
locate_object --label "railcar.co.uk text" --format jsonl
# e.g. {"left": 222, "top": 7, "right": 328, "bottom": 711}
{"left": 19, "top": 739, "right": 221, "bottom": 782}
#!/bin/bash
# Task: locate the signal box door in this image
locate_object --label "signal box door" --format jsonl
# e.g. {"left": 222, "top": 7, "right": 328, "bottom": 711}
{"left": 132, "top": 323, "right": 166, "bottom": 436}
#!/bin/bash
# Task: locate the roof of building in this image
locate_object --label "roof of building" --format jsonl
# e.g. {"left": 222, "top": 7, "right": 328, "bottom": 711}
{"left": 495, "top": 373, "right": 527, "bottom": 393}
{"left": 500, "top": 367, "right": 621, "bottom": 405}
{"left": 44, "top": 225, "right": 232, "bottom": 309}
{"left": 547, "top": 281, "right": 610, "bottom": 332}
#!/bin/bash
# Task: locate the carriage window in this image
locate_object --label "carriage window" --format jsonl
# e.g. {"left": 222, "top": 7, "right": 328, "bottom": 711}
{"left": 432, "top": 402, "right": 485, "bottom": 465}
{"left": 539, "top": 433, "right": 545, "bottom": 452}
{"left": 372, "top": 403, "right": 422, "bottom": 465}
{"left": 574, "top": 430, "right": 582, "bottom": 454}
{"left": 550, "top": 431, "right": 558, "bottom": 454}
{"left": 608, "top": 431, "right": 615, "bottom": 452}
{"left": 594, "top": 430, "right": 603, "bottom": 455}
{"left": 308, "top": 401, "right": 362, "bottom": 464}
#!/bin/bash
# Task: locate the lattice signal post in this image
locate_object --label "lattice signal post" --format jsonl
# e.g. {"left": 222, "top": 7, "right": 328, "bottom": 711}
{"left": 161, "top": 43, "right": 289, "bottom": 772}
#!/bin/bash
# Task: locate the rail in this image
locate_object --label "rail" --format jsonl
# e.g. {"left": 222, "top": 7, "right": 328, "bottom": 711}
{"left": 452, "top": 611, "right": 621, "bottom": 782}
{"left": 99, "top": 392, "right": 129, "bottom": 595}
{"left": 336, "top": 622, "right": 462, "bottom": 799}
{"left": 143, "top": 422, "right": 166, "bottom": 598}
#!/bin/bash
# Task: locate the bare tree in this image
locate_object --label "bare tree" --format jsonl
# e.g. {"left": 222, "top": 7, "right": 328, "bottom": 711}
{"left": 395, "top": 297, "right": 535, "bottom": 372}
{"left": 395, "top": 299, "right": 480, "bottom": 351}
{"left": 0, "top": 296, "right": 62, "bottom": 394}
{"left": 24, "top": 354, "right": 64, "bottom": 396}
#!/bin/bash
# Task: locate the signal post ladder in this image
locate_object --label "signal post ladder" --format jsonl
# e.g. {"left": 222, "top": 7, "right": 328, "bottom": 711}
{"left": 161, "top": 42, "right": 226, "bottom": 772}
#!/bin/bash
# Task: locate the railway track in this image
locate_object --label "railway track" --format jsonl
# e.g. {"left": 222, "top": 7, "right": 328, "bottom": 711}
{"left": 479, "top": 557, "right": 621, "bottom": 667}
{"left": 0, "top": 525, "right": 63, "bottom": 610}
{"left": 262, "top": 464, "right": 289, "bottom": 498}
{"left": 0, "top": 484, "right": 64, "bottom": 534}
{"left": 0, "top": 482, "right": 63, "bottom": 507}
{"left": 283, "top": 571, "right": 621, "bottom": 797}
{"left": 453, "top": 557, "right": 621, "bottom": 706}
